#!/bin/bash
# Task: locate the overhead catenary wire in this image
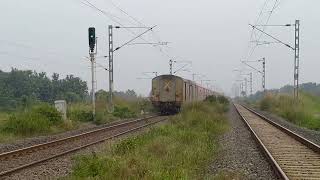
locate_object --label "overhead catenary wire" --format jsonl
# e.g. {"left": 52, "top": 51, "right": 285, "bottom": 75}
{"left": 80, "top": 0, "right": 181, "bottom": 64}
{"left": 114, "top": 26, "right": 157, "bottom": 51}
{"left": 241, "top": 61, "right": 263, "bottom": 74}
{"left": 105, "top": 0, "right": 171, "bottom": 55}
{"left": 239, "top": 0, "right": 280, "bottom": 95}
{"left": 81, "top": 0, "right": 202, "bottom": 82}
{"left": 80, "top": 0, "right": 124, "bottom": 25}
{"left": 249, "top": 24, "right": 294, "bottom": 50}
{"left": 246, "top": 0, "right": 281, "bottom": 59}
{"left": 81, "top": 0, "right": 171, "bottom": 59}
{"left": 107, "top": 0, "right": 145, "bottom": 27}
{"left": 250, "top": 0, "right": 270, "bottom": 41}
{"left": 81, "top": 0, "right": 155, "bottom": 46}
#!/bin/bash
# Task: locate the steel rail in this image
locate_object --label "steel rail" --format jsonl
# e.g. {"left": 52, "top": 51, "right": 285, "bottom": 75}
{"left": 233, "top": 103, "right": 289, "bottom": 179}
{"left": 0, "top": 116, "right": 167, "bottom": 177}
{"left": 234, "top": 103, "right": 320, "bottom": 180}
{"left": 0, "top": 116, "right": 157, "bottom": 158}
{"left": 242, "top": 104, "right": 320, "bottom": 154}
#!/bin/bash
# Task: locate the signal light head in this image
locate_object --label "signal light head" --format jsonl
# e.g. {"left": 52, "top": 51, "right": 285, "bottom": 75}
{"left": 88, "top": 27, "right": 96, "bottom": 52}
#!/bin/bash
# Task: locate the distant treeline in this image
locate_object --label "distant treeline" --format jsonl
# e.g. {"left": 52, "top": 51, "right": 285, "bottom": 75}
{"left": 248, "top": 82, "right": 320, "bottom": 101}
{"left": 0, "top": 69, "right": 140, "bottom": 111}
{"left": 0, "top": 69, "right": 88, "bottom": 110}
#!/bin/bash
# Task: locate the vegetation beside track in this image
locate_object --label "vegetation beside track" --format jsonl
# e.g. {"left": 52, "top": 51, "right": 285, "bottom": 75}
{"left": 0, "top": 68, "right": 154, "bottom": 143}
{"left": 258, "top": 92, "right": 320, "bottom": 130}
{"left": 68, "top": 98, "right": 229, "bottom": 179}
{"left": 0, "top": 97, "right": 152, "bottom": 143}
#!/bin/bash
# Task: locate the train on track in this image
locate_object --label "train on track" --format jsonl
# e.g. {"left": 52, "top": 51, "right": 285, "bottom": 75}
{"left": 150, "top": 74, "right": 214, "bottom": 114}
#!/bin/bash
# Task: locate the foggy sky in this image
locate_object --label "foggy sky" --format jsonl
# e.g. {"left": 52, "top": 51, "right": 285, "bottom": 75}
{"left": 0, "top": 0, "right": 319, "bottom": 96}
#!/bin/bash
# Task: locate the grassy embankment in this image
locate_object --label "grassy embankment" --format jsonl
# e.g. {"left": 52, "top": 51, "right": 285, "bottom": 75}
{"left": 68, "top": 98, "right": 230, "bottom": 179}
{"left": 0, "top": 97, "right": 152, "bottom": 143}
{"left": 259, "top": 92, "right": 320, "bottom": 130}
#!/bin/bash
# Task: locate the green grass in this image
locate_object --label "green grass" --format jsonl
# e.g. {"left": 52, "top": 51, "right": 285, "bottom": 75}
{"left": 0, "top": 112, "right": 17, "bottom": 143}
{"left": 2, "top": 103, "right": 63, "bottom": 136}
{"left": 259, "top": 92, "right": 320, "bottom": 130}
{"left": 67, "top": 101, "right": 229, "bottom": 179}
{"left": 0, "top": 112, "right": 9, "bottom": 126}
{"left": 0, "top": 104, "right": 78, "bottom": 143}
{"left": 0, "top": 98, "right": 154, "bottom": 144}
{"left": 68, "top": 103, "right": 94, "bottom": 122}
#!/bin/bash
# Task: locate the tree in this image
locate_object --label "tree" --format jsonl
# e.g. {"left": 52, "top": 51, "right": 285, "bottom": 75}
{"left": 0, "top": 69, "right": 89, "bottom": 110}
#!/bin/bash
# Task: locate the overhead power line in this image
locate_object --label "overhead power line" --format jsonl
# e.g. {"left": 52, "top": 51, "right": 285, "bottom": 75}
{"left": 82, "top": 0, "right": 181, "bottom": 63}
{"left": 249, "top": 24, "right": 294, "bottom": 50}
{"left": 106, "top": 0, "right": 171, "bottom": 52}
{"left": 246, "top": 0, "right": 281, "bottom": 59}
{"left": 114, "top": 26, "right": 157, "bottom": 51}
{"left": 81, "top": 0, "right": 173, "bottom": 58}
{"left": 81, "top": 0, "right": 195, "bottom": 78}
{"left": 80, "top": 0, "right": 123, "bottom": 25}
{"left": 81, "top": 0, "right": 155, "bottom": 46}
{"left": 108, "top": 0, "right": 145, "bottom": 27}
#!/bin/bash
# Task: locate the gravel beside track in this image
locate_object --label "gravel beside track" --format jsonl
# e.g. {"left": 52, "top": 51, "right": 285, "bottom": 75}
{"left": 0, "top": 116, "right": 167, "bottom": 179}
{"left": 251, "top": 107, "right": 320, "bottom": 146}
{"left": 210, "top": 104, "right": 277, "bottom": 179}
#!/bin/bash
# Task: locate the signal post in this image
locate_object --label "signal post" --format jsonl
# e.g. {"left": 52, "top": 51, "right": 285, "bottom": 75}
{"left": 88, "top": 27, "right": 97, "bottom": 119}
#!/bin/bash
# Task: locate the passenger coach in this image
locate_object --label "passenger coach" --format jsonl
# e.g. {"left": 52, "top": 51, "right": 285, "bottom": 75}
{"left": 150, "top": 75, "right": 213, "bottom": 114}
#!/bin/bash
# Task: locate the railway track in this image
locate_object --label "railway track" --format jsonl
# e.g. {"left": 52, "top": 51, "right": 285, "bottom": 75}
{"left": 0, "top": 115, "right": 168, "bottom": 177}
{"left": 234, "top": 103, "right": 320, "bottom": 180}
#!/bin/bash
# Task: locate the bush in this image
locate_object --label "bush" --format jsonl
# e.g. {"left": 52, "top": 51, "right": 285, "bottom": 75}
{"left": 260, "top": 97, "right": 271, "bottom": 111}
{"left": 217, "top": 95, "right": 229, "bottom": 105}
{"left": 68, "top": 104, "right": 94, "bottom": 122}
{"left": 2, "top": 103, "right": 62, "bottom": 135}
{"left": 205, "top": 95, "right": 229, "bottom": 106}
{"left": 258, "top": 93, "right": 320, "bottom": 130}
{"left": 72, "top": 110, "right": 93, "bottom": 122}
{"left": 95, "top": 111, "right": 117, "bottom": 125}
{"left": 32, "top": 104, "right": 62, "bottom": 124}
{"left": 112, "top": 106, "right": 137, "bottom": 119}
{"left": 205, "top": 95, "right": 217, "bottom": 103}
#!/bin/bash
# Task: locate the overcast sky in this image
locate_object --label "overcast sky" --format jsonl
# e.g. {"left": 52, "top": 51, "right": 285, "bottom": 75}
{"left": 0, "top": 0, "right": 319, "bottom": 96}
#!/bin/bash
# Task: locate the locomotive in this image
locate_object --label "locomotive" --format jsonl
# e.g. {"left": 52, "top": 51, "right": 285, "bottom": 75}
{"left": 150, "top": 74, "right": 213, "bottom": 114}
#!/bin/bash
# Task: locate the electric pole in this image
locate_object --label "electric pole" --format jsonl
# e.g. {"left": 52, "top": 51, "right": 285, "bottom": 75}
{"left": 245, "top": 78, "right": 248, "bottom": 97}
{"left": 169, "top": 59, "right": 173, "bottom": 75}
{"left": 240, "top": 83, "right": 243, "bottom": 97}
{"left": 241, "top": 73, "right": 253, "bottom": 96}
{"left": 241, "top": 58, "right": 266, "bottom": 93}
{"left": 262, "top": 58, "right": 266, "bottom": 92}
{"left": 250, "top": 72, "right": 253, "bottom": 96}
{"left": 105, "top": 25, "right": 157, "bottom": 112}
{"left": 242, "top": 74, "right": 252, "bottom": 96}
{"left": 108, "top": 25, "right": 114, "bottom": 112}
{"left": 88, "top": 27, "right": 97, "bottom": 119}
{"left": 249, "top": 21, "right": 300, "bottom": 99}
{"left": 294, "top": 20, "right": 300, "bottom": 99}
